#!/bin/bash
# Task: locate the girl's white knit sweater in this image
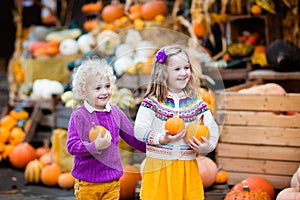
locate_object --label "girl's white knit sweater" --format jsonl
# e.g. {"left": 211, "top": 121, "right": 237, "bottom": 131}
{"left": 134, "top": 91, "right": 219, "bottom": 160}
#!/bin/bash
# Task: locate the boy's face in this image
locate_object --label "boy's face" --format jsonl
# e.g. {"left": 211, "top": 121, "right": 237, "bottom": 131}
{"left": 85, "top": 75, "right": 112, "bottom": 110}
{"left": 166, "top": 52, "right": 191, "bottom": 93}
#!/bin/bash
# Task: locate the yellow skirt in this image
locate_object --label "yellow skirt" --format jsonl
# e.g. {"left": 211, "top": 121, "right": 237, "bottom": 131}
{"left": 140, "top": 157, "right": 204, "bottom": 200}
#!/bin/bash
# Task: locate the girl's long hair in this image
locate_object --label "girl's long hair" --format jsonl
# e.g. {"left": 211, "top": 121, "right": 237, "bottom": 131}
{"left": 144, "top": 45, "right": 201, "bottom": 102}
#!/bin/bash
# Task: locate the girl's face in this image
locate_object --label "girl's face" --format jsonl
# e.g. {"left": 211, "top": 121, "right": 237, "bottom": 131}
{"left": 166, "top": 52, "right": 191, "bottom": 93}
{"left": 85, "top": 75, "right": 112, "bottom": 110}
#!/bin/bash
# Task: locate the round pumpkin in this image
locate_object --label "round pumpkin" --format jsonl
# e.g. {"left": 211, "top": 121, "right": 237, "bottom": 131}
{"left": 101, "top": 4, "right": 125, "bottom": 23}
{"left": 41, "top": 163, "right": 62, "bottom": 186}
{"left": 185, "top": 115, "right": 210, "bottom": 143}
{"left": 196, "top": 156, "right": 218, "bottom": 188}
{"left": 231, "top": 176, "right": 275, "bottom": 199}
{"left": 24, "top": 159, "right": 43, "bottom": 184}
{"left": 225, "top": 185, "right": 271, "bottom": 200}
{"left": 89, "top": 122, "right": 107, "bottom": 142}
{"left": 58, "top": 172, "right": 75, "bottom": 189}
{"left": 165, "top": 112, "right": 185, "bottom": 135}
{"left": 9, "top": 142, "right": 37, "bottom": 169}
{"left": 120, "top": 164, "right": 141, "bottom": 200}
{"left": 215, "top": 169, "right": 229, "bottom": 184}
{"left": 276, "top": 187, "right": 300, "bottom": 200}
{"left": 39, "top": 152, "right": 53, "bottom": 167}
{"left": 141, "top": 1, "right": 167, "bottom": 20}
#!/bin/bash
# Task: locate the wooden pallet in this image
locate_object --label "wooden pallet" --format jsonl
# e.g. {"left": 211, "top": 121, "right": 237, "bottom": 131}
{"left": 214, "top": 80, "right": 300, "bottom": 189}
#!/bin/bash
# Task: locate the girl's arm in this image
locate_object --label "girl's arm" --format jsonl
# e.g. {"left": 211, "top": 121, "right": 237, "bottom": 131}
{"left": 66, "top": 117, "right": 100, "bottom": 156}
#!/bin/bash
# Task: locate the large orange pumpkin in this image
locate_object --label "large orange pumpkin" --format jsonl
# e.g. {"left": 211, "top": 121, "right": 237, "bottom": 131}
{"left": 120, "top": 164, "right": 141, "bottom": 200}
{"left": 196, "top": 156, "right": 218, "bottom": 188}
{"left": 101, "top": 3, "right": 125, "bottom": 23}
{"left": 231, "top": 176, "right": 275, "bottom": 199}
{"left": 41, "top": 163, "right": 62, "bottom": 186}
{"left": 225, "top": 185, "right": 271, "bottom": 200}
{"left": 141, "top": 1, "right": 167, "bottom": 20}
{"left": 9, "top": 142, "right": 37, "bottom": 169}
{"left": 165, "top": 111, "right": 185, "bottom": 135}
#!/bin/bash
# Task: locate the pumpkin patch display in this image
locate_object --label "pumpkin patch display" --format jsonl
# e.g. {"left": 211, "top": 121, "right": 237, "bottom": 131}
{"left": 225, "top": 185, "right": 271, "bottom": 200}
{"left": 89, "top": 122, "right": 107, "bottom": 142}
{"left": 24, "top": 159, "right": 43, "bottom": 184}
{"left": 196, "top": 156, "right": 218, "bottom": 188}
{"left": 9, "top": 142, "right": 37, "bottom": 169}
{"left": 185, "top": 115, "right": 209, "bottom": 143}
{"left": 165, "top": 111, "right": 185, "bottom": 135}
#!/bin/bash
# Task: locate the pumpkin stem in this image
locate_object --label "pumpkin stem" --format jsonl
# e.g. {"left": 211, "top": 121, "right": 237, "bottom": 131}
{"left": 199, "top": 115, "right": 204, "bottom": 125}
{"left": 243, "top": 185, "right": 250, "bottom": 192}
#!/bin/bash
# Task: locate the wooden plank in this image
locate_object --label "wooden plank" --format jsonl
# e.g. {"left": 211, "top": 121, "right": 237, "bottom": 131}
{"left": 219, "top": 125, "right": 300, "bottom": 146}
{"left": 216, "top": 157, "right": 299, "bottom": 176}
{"left": 215, "top": 92, "right": 300, "bottom": 111}
{"left": 216, "top": 110, "right": 300, "bottom": 128}
{"left": 226, "top": 171, "right": 292, "bottom": 189}
{"left": 249, "top": 69, "right": 300, "bottom": 81}
{"left": 216, "top": 143, "right": 300, "bottom": 161}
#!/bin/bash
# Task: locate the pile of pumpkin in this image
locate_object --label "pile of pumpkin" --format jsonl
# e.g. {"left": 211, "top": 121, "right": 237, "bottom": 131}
{"left": 0, "top": 107, "right": 31, "bottom": 162}
{"left": 82, "top": 1, "right": 168, "bottom": 32}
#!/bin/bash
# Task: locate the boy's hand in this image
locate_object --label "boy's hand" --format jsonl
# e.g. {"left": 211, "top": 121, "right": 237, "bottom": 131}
{"left": 159, "top": 129, "right": 186, "bottom": 144}
{"left": 188, "top": 136, "right": 214, "bottom": 153}
{"left": 95, "top": 130, "right": 112, "bottom": 150}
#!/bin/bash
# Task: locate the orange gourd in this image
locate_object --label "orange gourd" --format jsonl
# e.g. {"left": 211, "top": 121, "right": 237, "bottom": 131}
{"left": 231, "top": 176, "right": 275, "bottom": 199}
{"left": 9, "top": 142, "right": 37, "bottom": 169}
{"left": 165, "top": 111, "right": 185, "bottom": 135}
{"left": 120, "top": 165, "right": 141, "bottom": 200}
{"left": 24, "top": 159, "right": 43, "bottom": 184}
{"left": 128, "top": 3, "right": 142, "bottom": 20}
{"left": 185, "top": 115, "right": 209, "bottom": 143}
{"left": 58, "top": 172, "right": 75, "bottom": 189}
{"left": 9, "top": 109, "right": 29, "bottom": 120}
{"left": 0, "top": 115, "right": 17, "bottom": 130}
{"left": 101, "top": 3, "right": 125, "bottom": 23}
{"left": 83, "top": 20, "right": 99, "bottom": 31}
{"left": 196, "top": 156, "right": 218, "bottom": 188}
{"left": 193, "top": 21, "right": 207, "bottom": 38}
{"left": 39, "top": 152, "right": 53, "bottom": 167}
{"left": 41, "top": 163, "right": 62, "bottom": 186}
{"left": 89, "top": 122, "right": 107, "bottom": 142}
{"left": 9, "top": 127, "right": 25, "bottom": 145}
{"left": 81, "top": 1, "right": 103, "bottom": 13}
{"left": 0, "top": 128, "right": 10, "bottom": 143}
{"left": 35, "top": 139, "right": 50, "bottom": 159}
{"left": 141, "top": 1, "right": 166, "bottom": 20}
{"left": 225, "top": 185, "right": 271, "bottom": 200}
{"left": 215, "top": 168, "right": 229, "bottom": 184}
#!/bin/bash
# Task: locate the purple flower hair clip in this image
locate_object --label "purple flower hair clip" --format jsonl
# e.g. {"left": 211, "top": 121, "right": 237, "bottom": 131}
{"left": 155, "top": 49, "right": 167, "bottom": 64}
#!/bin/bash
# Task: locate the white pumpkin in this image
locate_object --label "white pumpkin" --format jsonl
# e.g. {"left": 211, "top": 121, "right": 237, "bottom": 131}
{"left": 115, "top": 43, "right": 134, "bottom": 58}
{"left": 97, "top": 30, "right": 121, "bottom": 56}
{"left": 59, "top": 38, "right": 79, "bottom": 55}
{"left": 136, "top": 40, "right": 156, "bottom": 57}
{"left": 125, "top": 30, "right": 142, "bottom": 48}
{"left": 114, "top": 56, "right": 134, "bottom": 76}
{"left": 77, "top": 34, "right": 96, "bottom": 54}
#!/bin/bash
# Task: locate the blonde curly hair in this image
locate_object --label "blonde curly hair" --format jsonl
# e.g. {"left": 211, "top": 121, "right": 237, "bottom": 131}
{"left": 72, "top": 58, "right": 116, "bottom": 100}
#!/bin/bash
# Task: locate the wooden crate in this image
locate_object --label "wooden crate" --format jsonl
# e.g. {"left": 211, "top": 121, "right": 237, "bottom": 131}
{"left": 214, "top": 80, "right": 300, "bottom": 189}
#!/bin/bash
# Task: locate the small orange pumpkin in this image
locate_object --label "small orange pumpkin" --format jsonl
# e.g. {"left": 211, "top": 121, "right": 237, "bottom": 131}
{"left": 9, "top": 127, "right": 25, "bottom": 145}
{"left": 41, "top": 163, "right": 62, "bottom": 186}
{"left": 58, "top": 172, "right": 75, "bottom": 189}
{"left": 165, "top": 111, "right": 185, "bottom": 135}
{"left": 215, "top": 168, "right": 229, "bottom": 184}
{"left": 89, "top": 122, "right": 107, "bottom": 142}
{"left": 185, "top": 115, "right": 209, "bottom": 143}
{"left": 128, "top": 3, "right": 142, "bottom": 20}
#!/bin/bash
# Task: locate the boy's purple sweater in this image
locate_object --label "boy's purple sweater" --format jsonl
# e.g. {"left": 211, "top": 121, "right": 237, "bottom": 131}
{"left": 66, "top": 104, "right": 146, "bottom": 183}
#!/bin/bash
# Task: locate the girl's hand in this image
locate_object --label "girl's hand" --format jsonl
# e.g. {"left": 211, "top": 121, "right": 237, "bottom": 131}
{"left": 159, "top": 129, "right": 186, "bottom": 144}
{"left": 95, "top": 130, "right": 112, "bottom": 150}
{"left": 188, "top": 136, "right": 214, "bottom": 153}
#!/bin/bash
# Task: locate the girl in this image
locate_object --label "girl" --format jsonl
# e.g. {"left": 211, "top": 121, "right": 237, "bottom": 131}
{"left": 67, "top": 59, "right": 146, "bottom": 200}
{"left": 134, "top": 45, "right": 219, "bottom": 200}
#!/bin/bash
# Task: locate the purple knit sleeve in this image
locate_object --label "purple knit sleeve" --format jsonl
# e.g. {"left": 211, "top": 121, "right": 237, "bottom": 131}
{"left": 67, "top": 113, "right": 101, "bottom": 156}
{"left": 113, "top": 106, "right": 146, "bottom": 153}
